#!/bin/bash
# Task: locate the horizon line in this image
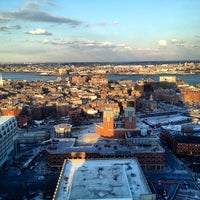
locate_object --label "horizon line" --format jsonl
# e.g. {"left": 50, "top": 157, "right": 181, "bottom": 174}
{"left": 0, "top": 59, "right": 200, "bottom": 65}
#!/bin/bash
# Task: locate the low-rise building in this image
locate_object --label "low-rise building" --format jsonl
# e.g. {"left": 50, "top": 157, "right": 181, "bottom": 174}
{"left": 45, "top": 107, "right": 165, "bottom": 170}
{"left": 52, "top": 158, "right": 156, "bottom": 200}
{"left": 161, "top": 124, "right": 200, "bottom": 157}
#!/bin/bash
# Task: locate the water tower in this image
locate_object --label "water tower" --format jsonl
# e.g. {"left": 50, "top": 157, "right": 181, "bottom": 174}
{"left": 54, "top": 123, "right": 72, "bottom": 138}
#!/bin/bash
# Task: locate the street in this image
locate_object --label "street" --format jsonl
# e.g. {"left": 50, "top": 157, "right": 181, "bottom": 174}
{"left": 0, "top": 152, "right": 60, "bottom": 200}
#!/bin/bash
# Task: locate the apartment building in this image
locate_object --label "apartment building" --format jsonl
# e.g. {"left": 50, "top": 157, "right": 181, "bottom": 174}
{"left": 0, "top": 116, "right": 18, "bottom": 167}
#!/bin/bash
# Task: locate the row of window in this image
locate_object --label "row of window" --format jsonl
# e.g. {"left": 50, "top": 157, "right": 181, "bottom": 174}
{"left": 178, "top": 144, "right": 200, "bottom": 147}
{"left": 0, "top": 118, "right": 17, "bottom": 129}
{"left": 0, "top": 122, "right": 17, "bottom": 139}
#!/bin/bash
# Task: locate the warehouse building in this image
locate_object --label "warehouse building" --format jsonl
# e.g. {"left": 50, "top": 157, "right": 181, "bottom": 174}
{"left": 52, "top": 158, "right": 156, "bottom": 200}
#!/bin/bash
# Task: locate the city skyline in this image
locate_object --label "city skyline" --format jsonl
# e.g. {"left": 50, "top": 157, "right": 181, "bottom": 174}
{"left": 0, "top": 0, "right": 200, "bottom": 63}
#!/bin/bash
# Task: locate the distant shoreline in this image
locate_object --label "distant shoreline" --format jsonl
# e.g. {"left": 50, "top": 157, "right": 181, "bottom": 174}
{"left": 109, "top": 72, "right": 200, "bottom": 76}
{"left": 0, "top": 60, "right": 200, "bottom": 66}
{"left": 1, "top": 71, "right": 200, "bottom": 76}
{"left": 1, "top": 72, "right": 200, "bottom": 85}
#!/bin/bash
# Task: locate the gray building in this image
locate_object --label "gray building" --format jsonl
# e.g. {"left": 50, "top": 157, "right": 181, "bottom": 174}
{"left": 0, "top": 116, "right": 18, "bottom": 167}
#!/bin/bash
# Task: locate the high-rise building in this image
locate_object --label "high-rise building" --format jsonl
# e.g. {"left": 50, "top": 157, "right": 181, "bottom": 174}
{"left": 0, "top": 73, "right": 3, "bottom": 87}
{"left": 0, "top": 116, "right": 18, "bottom": 167}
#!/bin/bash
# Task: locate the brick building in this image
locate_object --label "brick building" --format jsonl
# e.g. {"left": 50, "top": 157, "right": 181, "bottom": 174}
{"left": 71, "top": 75, "right": 88, "bottom": 84}
{"left": 45, "top": 107, "right": 165, "bottom": 170}
{"left": 96, "top": 107, "right": 137, "bottom": 138}
{"left": 180, "top": 87, "right": 200, "bottom": 103}
{"left": 89, "top": 75, "right": 108, "bottom": 85}
{"left": 153, "top": 88, "right": 181, "bottom": 104}
{"left": 45, "top": 138, "right": 165, "bottom": 170}
{"left": 173, "top": 136, "right": 200, "bottom": 157}
{"left": 161, "top": 125, "right": 200, "bottom": 157}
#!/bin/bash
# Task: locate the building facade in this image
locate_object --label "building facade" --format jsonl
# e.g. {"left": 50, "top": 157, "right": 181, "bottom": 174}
{"left": 96, "top": 107, "right": 137, "bottom": 138}
{"left": 0, "top": 116, "right": 18, "bottom": 167}
{"left": 161, "top": 125, "right": 200, "bottom": 157}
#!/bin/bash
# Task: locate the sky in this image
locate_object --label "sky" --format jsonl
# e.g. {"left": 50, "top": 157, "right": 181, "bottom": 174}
{"left": 0, "top": 0, "right": 200, "bottom": 63}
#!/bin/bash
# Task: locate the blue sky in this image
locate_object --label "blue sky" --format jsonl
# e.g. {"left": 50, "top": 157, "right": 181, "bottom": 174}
{"left": 0, "top": 0, "right": 200, "bottom": 63}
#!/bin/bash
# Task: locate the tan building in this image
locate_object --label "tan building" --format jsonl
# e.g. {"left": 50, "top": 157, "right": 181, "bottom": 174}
{"left": 159, "top": 76, "right": 177, "bottom": 83}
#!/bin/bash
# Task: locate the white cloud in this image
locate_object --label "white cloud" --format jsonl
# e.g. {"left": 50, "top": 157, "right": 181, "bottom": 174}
{"left": 112, "top": 20, "right": 119, "bottom": 25}
{"left": 171, "top": 38, "right": 186, "bottom": 47}
{"left": 24, "top": 38, "right": 191, "bottom": 62}
{"left": 42, "top": 39, "right": 135, "bottom": 54}
{"left": 158, "top": 40, "right": 167, "bottom": 46}
{"left": 171, "top": 38, "right": 178, "bottom": 43}
{"left": 0, "top": 16, "right": 12, "bottom": 22}
{"left": 24, "top": 28, "right": 52, "bottom": 35}
{"left": 42, "top": 39, "right": 167, "bottom": 55}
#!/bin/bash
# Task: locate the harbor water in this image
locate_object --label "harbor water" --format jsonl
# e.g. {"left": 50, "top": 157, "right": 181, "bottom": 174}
{"left": 2, "top": 72, "right": 200, "bottom": 85}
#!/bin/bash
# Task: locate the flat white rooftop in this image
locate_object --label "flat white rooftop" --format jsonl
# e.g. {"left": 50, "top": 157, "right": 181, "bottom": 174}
{"left": 46, "top": 138, "right": 164, "bottom": 154}
{"left": 53, "top": 159, "right": 152, "bottom": 200}
{"left": 143, "top": 114, "right": 190, "bottom": 126}
{"left": 0, "top": 116, "right": 14, "bottom": 126}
